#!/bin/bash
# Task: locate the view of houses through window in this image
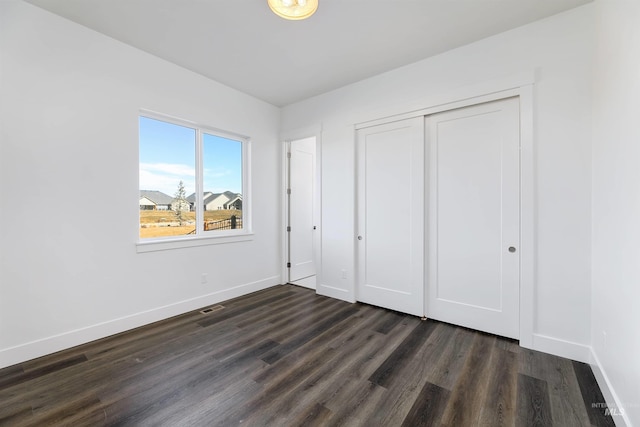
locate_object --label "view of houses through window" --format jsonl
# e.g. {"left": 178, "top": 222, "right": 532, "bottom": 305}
{"left": 139, "top": 115, "right": 244, "bottom": 239}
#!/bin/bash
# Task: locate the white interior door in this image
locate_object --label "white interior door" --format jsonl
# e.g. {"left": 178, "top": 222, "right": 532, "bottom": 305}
{"left": 357, "top": 117, "right": 424, "bottom": 316}
{"left": 288, "top": 137, "right": 317, "bottom": 287}
{"left": 427, "top": 97, "right": 520, "bottom": 339}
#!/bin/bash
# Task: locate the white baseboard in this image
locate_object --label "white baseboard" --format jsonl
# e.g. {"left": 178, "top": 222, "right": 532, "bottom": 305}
{"left": 525, "top": 334, "right": 632, "bottom": 425}
{"left": 589, "top": 348, "right": 632, "bottom": 427}
{"left": 531, "top": 333, "right": 592, "bottom": 363}
{"left": 0, "top": 276, "right": 281, "bottom": 369}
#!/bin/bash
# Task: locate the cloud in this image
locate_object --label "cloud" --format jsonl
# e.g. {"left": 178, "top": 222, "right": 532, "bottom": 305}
{"left": 141, "top": 163, "right": 195, "bottom": 177}
{"left": 139, "top": 163, "right": 240, "bottom": 195}
{"left": 140, "top": 163, "right": 195, "bottom": 196}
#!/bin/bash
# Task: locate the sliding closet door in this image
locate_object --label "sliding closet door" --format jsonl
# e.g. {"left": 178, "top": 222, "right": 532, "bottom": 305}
{"left": 356, "top": 117, "right": 424, "bottom": 316}
{"left": 427, "top": 97, "right": 520, "bottom": 339}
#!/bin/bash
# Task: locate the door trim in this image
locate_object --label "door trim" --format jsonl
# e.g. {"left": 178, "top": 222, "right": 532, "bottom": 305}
{"left": 354, "top": 70, "right": 534, "bottom": 130}
{"left": 353, "top": 82, "right": 534, "bottom": 349}
{"left": 281, "top": 132, "right": 322, "bottom": 290}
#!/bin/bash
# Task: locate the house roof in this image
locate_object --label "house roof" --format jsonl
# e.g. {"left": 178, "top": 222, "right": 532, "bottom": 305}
{"left": 224, "top": 193, "right": 242, "bottom": 204}
{"left": 186, "top": 192, "right": 241, "bottom": 206}
{"left": 223, "top": 191, "right": 241, "bottom": 200}
{"left": 187, "top": 192, "right": 213, "bottom": 203}
{"left": 204, "top": 193, "right": 218, "bottom": 205}
{"left": 139, "top": 190, "right": 173, "bottom": 205}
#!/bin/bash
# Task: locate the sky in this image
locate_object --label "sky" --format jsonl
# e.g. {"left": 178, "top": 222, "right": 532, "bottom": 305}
{"left": 139, "top": 116, "right": 242, "bottom": 197}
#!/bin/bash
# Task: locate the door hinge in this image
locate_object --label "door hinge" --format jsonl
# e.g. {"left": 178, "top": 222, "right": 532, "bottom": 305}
{"left": 287, "top": 226, "right": 291, "bottom": 232}
{"left": 287, "top": 152, "right": 291, "bottom": 158}
{"left": 287, "top": 188, "right": 291, "bottom": 195}
{"left": 287, "top": 262, "right": 291, "bottom": 268}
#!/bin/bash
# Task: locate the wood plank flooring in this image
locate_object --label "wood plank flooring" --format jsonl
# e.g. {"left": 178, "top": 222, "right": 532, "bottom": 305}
{"left": 0, "top": 284, "right": 616, "bottom": 426}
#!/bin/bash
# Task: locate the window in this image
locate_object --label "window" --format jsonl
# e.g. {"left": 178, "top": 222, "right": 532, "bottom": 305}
{"left": 138, "top": 112, "right": 248, "bottom": 242}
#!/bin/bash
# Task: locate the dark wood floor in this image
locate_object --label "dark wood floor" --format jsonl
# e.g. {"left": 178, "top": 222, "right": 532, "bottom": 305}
{"left": 0, "top": 284, "right": 615, "bottom": 426}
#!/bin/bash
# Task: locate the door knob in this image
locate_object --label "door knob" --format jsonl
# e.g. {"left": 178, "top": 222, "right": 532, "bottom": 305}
{"left": 357, "top": 235, "right": 363, "bottom": 240}
{"left": 508, "top": 246, "right": 516, "bottom": 253}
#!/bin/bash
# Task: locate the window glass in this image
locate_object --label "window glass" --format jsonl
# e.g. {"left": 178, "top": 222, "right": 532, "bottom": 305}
{"left": 202, "top": 133, "right": 243, "bottom": 232}
{"left": 139, "top": 117, "right": 196, "bottom": 239}
{"left": 138, "top": 114, "right": 247, "bottom": 241}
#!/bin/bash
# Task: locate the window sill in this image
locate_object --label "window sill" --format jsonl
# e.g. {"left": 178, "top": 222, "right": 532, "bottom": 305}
{"left": 136, "top": 232, "right": 254, "bottom": 253}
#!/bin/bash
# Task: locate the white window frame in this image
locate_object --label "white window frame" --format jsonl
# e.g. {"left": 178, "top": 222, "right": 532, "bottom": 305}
{"left": 136, "top": 110, "right": 252, "bottom": 253}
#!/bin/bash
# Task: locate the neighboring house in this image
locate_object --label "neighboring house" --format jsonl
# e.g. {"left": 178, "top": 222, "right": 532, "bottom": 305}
{"left": 186, "top": 193, "right": 196, "bottom": 210}
{"left": 206, "top": 191, "right": 242, "bottom": 210}
{"left": 139, "top": 196, "right": 156, "bottom": 210}
{"left": 187, "top": 191, "right": 243, "bottom": 211}
{"left": 187, "top": 192, "right": 214, "bottom": 211}
{"left": 205, "top": 192, "right": 230, "bottom": 211}
{"left": 139, "top": 190, "right": 173, "bottom": 211}
{"left": 225, "top": 194, "right": 243, "bottom": 210}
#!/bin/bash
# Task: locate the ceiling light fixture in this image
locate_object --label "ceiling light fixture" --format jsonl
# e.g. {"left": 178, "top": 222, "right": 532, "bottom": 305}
{"left": 268, "top": 0, "right": 318, "bottom": 20}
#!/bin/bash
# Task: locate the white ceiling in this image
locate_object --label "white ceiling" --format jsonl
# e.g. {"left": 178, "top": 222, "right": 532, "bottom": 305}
{"left": 26, "top": 0, "right": 592, "bottom": 107}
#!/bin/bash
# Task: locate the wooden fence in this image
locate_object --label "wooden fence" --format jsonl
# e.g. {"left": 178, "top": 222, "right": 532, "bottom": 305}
{"left": 204, "top": 215, "right": 242, "bottom": 231}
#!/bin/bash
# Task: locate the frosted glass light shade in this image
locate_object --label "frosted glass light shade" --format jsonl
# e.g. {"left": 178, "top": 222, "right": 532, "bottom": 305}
{"left": 268, "top": 0, "right": 318, "bottom": 20}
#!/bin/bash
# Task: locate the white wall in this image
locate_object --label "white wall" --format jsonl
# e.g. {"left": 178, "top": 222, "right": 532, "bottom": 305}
{"left": 0, "top": 1, "right": 282, "bottom": 368}
{"left": 282, "top": 5, "right": 595, "bottom": 360}
{"left": 591, "top": 1, "right": 640, "bottom": 425}
{"left": 2, "top": 3, "right": 638, "bottom": 422}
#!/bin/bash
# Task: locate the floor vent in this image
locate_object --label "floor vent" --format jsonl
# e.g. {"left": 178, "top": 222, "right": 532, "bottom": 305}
{"left": 200, "top": 305, "right": 224, "bottom": 314}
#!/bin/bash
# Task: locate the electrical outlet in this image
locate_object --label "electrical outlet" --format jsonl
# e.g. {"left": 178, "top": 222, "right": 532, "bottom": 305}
{"left": 201, "top": 273, "right": 208, "bottom": 284}
{"left": 341, "top": 269, "right": 347, "bottom": 279}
